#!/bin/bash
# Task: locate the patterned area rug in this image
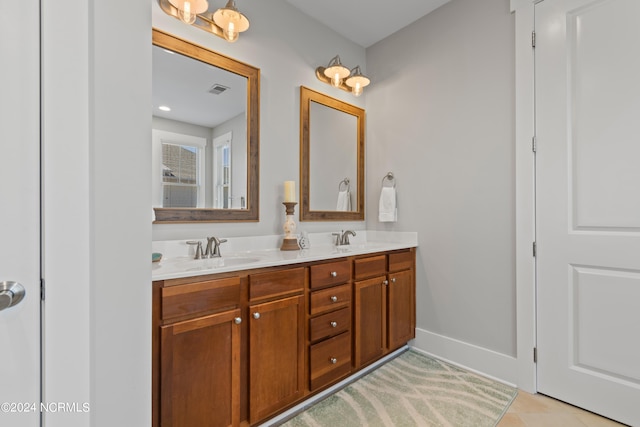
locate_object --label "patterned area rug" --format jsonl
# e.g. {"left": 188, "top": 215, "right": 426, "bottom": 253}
{"left": 280, "top": 350, "right": 517, "bottom": 427}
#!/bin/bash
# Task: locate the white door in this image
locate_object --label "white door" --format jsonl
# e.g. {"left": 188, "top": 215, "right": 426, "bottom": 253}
{"left": 0, "top": 0, "right": 42, "bottom": 425}
{"left": 536, "top": 0, "right": 640, "bottom": 425}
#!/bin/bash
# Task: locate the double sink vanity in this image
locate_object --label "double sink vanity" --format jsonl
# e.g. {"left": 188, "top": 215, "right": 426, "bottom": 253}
{"left": 152, "top": 232, "right": 417, "bottom": 426}
{"left": 150, "top": 25, "right": 414, "bottom": 427}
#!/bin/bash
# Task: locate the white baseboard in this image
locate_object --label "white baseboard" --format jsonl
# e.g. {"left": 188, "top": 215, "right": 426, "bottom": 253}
{"left": 412, "top": 328, "right": 518, "bottom": 387}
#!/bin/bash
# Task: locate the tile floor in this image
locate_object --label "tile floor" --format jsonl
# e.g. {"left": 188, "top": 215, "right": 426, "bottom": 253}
{"left": 497, "top": 391, "right": 627, "bottom": 427}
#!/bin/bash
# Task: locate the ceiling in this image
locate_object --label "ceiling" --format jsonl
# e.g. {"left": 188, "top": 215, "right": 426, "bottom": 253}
{"left": 152, "top": 45, "right": 247, "bottom": 128}
{"left": 284, "top": 0, "right": 452, "bottom": 48}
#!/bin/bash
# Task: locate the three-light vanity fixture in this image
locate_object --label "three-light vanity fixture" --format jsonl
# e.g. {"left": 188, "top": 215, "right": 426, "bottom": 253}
{"left": 316, "top": 55, "right": 371, "bottom": 97}
{"left": 160, "top": 0, "right": 249, "bottom": 42}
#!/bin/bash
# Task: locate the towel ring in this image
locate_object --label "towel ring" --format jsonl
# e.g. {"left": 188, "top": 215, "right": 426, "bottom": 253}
{"left": 338, "top": 178, "right": 350, "bottom": 192}
{"left": 382, "top": 172, "right": 396, "bottom": 188}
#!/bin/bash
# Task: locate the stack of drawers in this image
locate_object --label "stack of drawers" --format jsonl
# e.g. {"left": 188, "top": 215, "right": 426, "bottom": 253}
{"left": 308, "top": 259, "right": 352, "bottom": 390}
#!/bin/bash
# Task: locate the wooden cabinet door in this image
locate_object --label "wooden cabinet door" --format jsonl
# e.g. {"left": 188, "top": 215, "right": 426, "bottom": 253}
{"left": 354, "top": 276, "right": 386, "bottom": 369}
{"left": 387, "top": 269, "right": 415, "bottom": 351}
{"left": 160, "top": 309, "right": 241, "bottom": 427}
{"left": 249, "top": 295, "right": 305, "bottom": 423}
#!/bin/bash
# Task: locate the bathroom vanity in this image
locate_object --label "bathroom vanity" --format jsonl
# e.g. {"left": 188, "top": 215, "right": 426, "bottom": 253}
{"left": 151, "top": 233, "right": 416, "bottom": 427}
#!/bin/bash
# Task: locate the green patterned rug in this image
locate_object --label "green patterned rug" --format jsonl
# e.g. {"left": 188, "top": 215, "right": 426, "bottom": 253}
{"left": 279, "top": 350, "right": 517, "bottom": 427}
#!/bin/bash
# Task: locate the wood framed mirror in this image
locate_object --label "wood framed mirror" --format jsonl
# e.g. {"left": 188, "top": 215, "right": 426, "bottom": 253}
{"left": 152, "top": 29, "right": 259, "bottom": 223}
{"left": 300, "top": 86, "right": 365, "bottom": 221}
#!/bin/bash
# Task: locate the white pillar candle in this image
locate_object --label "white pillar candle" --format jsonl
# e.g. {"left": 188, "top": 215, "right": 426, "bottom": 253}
{"left": 284, "top": 181, "right": 296, "bottom": 202}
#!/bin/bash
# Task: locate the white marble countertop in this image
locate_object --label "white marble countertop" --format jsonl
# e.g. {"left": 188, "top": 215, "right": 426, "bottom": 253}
{"left": 152, "top": 231, "right": 417, "bottom": 281}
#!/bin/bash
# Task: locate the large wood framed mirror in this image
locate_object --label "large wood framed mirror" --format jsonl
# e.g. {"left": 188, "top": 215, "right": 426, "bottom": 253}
{"left": 300, "top": 86, "right": 365, "bottom": 221}
{"left": 152, "top": 29, "right": 259, "bottom": 223}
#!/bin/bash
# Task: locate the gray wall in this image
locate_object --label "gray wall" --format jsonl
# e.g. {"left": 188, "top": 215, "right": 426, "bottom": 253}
{"left": 365, "top": 0, "right": 516, "bottom": 356}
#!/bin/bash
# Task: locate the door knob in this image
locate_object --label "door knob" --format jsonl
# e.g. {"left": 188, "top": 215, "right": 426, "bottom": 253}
{"left": 0, "top": 281, "right": 26, "bottom": 312}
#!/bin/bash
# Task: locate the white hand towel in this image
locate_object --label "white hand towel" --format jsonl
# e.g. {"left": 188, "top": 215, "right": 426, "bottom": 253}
{"left": 336, "top": 190, "right": 351, "bottom": 211}
{"left": 378, "top": 187, "right": 397, "bottom": 222}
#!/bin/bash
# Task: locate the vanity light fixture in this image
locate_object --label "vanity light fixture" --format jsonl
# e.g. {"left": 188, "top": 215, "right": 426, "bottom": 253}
{"left": 158, "top": 0, "right": 250, "bottom": 43}
{"left": 316, "top": 56, "right": 371, "bottom": 97}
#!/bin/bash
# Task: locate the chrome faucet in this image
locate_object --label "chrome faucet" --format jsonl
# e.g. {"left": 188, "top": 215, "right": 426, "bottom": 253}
{"left": 332, "top": 230, "right": 356, "bottom": 246}
{"left": 187, "top": 236, "right": 228, "bottom": 259}
{"left": 205, "top": 236, "right": 228, "bottom": 258}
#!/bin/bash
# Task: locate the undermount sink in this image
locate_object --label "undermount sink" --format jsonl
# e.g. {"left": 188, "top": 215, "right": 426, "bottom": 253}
{"left": 216, "top": 256, "right": 262, "bottom": 267}
{"left": 336, "top": 242, "right": 388, "bottom": 252}
{"left": 176, "top": 256, "right": 262, "bottom": 271}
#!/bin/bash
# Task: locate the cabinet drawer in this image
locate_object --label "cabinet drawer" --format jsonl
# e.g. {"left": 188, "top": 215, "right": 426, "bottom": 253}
{"left": 389, "top": 250, "right": 413, "bottom": 272}
{"left": 249, "top": 267, "right": 305, "bottom": 301}
{"left": 354, "top": 255, "right": 386, "bottom": 280}
{"left": 310, "top": 259, "right": 350, "bottom": 289}
{"left": 161, "top": 277, "right": 240, "bottom": 321}
{"left": 310, "top": 307, "right": 350, "bottom": 342}
{"left": 310, "top": 283, "right": 351, "bottom": 316}
{"left": 310, "top": 332, "right": 351, "bottom": 391}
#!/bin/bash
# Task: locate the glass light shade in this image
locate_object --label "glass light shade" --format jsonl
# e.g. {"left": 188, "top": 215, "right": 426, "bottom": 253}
{"left": 213, "top": 0, "right": 250, "bottom": 42}
{"left": 345, "top": 66, "right": 370, "bottom": 96}
{"left": 323, "top": 56, "right": 350, "bottom": 87}
{"left": 169, "top": 0, "right": 209, "bottom": 24}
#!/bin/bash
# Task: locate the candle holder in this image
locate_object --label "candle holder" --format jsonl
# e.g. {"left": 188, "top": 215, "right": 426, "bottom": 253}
{"left": 280, "top": 202, "right": 301, "bottom": 251}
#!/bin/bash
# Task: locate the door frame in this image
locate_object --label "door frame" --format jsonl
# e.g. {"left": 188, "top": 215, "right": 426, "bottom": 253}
{"left": 511, "top": 0, "right": 539, "bottom": 394}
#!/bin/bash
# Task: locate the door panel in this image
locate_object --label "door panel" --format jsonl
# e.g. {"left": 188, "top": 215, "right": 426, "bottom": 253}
{"left": 249, "top": 295, "right": 304, "bottom": 423}
{"left": 536, "top": 0, "right": 640, "bottom": 424}
{"left": 0, "top": 0, "right": 41, "bottom": 425}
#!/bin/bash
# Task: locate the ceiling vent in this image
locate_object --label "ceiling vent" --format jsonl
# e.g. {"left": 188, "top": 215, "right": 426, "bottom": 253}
{"left": 208, "top": 84, "right": 230, "bottom": 95}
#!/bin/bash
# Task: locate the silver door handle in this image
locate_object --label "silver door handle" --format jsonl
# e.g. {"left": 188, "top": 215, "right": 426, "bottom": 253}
{"left": 0, "top": 281, "right": 26, "bottom": 312}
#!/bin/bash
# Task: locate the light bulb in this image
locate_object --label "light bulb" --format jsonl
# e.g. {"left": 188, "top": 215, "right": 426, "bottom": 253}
{"left": 224, "top": 22, "right": 239, "bottom": 42}
{"left": 352, "top": 83, "right": 363, "bottom": 97}
{"left": 331, "top": 73, "right": 341, "bottom": 87}
{"left": 178, "top": 1, "right": 197, "bottom": 24}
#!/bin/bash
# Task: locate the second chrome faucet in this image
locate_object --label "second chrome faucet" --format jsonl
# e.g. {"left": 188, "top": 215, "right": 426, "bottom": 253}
{"left": 332, "top": 230, "right": 356, "bottom": 246}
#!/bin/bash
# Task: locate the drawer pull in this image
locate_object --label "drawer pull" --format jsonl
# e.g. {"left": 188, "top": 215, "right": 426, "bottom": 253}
{"left": 330, "top": 271, "right": 337, "bottom": 277}
{"left": 330, "top": 296, "right": 338, "bottom": 303}
{"left": 330, "top": 357, "right": 337, "bottom": 364}
{"left": 382, "top": 280, "right": 389, "bottom": 286}
{"left": 253, "top": 312, "right": 261, "bottom": 319}
{"left": 330, "top": 321, "right": 338, "bottom": 328}
{"left": 234, "top": 317, "right": 242, "bottom": 325}
{"left": 391, "top": 277, "right": 397, "bottom": 283}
